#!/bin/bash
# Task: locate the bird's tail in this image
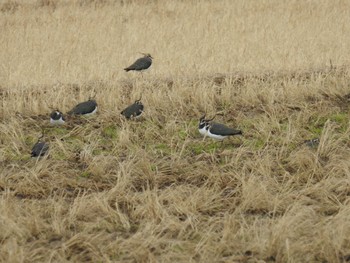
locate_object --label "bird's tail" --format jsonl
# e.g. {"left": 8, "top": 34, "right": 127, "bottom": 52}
{"left": 234, "top": 130, "right": 243, "bottom": 135}
{"left": 124, "top": 68, "right": 131, "bottom": 72}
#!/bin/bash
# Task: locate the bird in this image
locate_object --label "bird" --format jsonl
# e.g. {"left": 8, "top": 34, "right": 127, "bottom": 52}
{"left": 31, "top": 136, "right": 49, "bottom": 158}
{"left": 121, "top": 97, "right": 144, "bottom": 119}
{"left": 198, "top": 114, "right": 214, "bottom": 136}
{"left": 303, "top": 138, "right": 320, "bottom": 148}
{"left": 198, "top": 114, "right": 242, "bottom": 140}
{"left": 67, "top": 99, "right": 98, "bottom": 116}
{"left": 50, "top": 110, "right": 65, "bottom": 125}
{"left": 124, "top": 53, "right": 153, "bottom": 72}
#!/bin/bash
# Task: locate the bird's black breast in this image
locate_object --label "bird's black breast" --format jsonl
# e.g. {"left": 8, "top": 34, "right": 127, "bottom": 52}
{"left": 50, "top": 111, "right": 63, "bottom": 120}
{"left": 198, "top": 122, "right": 207, "bottom": 129}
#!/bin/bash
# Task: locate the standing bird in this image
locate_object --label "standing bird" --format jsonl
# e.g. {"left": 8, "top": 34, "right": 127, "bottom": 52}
{"left": 121, "top": 97, "right": 144, "bottom": 119}
{"left": 50, "top": 109, "right": 65, "bottom": 125}
{"left": 31, "top": 136, "right": 49, "bottom": 158}
{"left": 67, "top": 99, "right": 98, "bottom": 116}
{"left": 198, "top": 114, "right": 242, "bottom": 141}
{"left": 198, "top": 114, "right": 215, "bottom": 136}
{"left": 124, "top": 53, "right": 153, "bottom": 72}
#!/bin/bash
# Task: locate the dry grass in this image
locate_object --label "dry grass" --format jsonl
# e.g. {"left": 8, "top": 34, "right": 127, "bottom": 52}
{"left": 1, "top": 0, "right": 350, "bottom": 262}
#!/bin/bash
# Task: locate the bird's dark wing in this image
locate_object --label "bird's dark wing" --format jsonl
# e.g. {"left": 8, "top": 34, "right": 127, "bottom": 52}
{"left": 124, "top": 57, "right": 152, "bottom": 71}
{"left": 210, "top": 122, "right": 242, "bottom": 136}
{"left": 31, "top": 142, "right": 49, "bottom": 157}
{"left": 68, "top": 100, "right": 97, "bottom": 115}
{"left": 121, "top": 103, "right": 144, "bottom": 118}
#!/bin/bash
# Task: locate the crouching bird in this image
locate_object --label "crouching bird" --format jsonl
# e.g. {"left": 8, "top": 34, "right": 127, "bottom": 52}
{"left": 198, "top": 114, "right": 242, "bottom": 140}
{"left": 121, "top": 97, "right": 144, "bottom": 119}
{"left": 50, "top": 109, "right": 65, "bottom": 125}
{"left": 67, "top": 99, "right": 98, "bottom": 116}
{"left": 31, "top": 136, "right": 49, "bottom": 158}
{"left": 124, "top": 53, "right": 153, "bottom": 72}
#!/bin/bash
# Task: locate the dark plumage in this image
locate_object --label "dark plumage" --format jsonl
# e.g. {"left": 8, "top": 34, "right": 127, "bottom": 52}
{"left": 121, "top": 98, "right": 144, "bottom": 119}
{"left": 67, "top": 99, "right": 98, "bottom": 115}
{"left": 124, "top": 53, "right": 153, "bottom": 72}
{"left": 31, "top": 139, "right": 49, "bottom": 158}
{"left": 198, "top": 114, "right": 242, "bottom": 140}
{"left": 208, "top": 122, "right": 242, "bottom": 136}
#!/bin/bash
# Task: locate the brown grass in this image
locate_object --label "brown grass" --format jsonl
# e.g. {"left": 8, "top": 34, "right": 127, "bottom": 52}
{"left": 1, "top": 0, "right": 350, "bottom": 262}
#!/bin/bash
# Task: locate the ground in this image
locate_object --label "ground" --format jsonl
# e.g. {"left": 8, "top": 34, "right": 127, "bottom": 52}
{"left": 1, "top": 1, "right": 350, "bottom": 262}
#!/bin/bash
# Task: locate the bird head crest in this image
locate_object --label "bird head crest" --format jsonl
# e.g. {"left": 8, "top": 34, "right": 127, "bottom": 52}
{"left": 89, "top": 91, "right": 97, "bottom": 101}
{"left": 140, "top": 52, "right": 153, "bottom": 59}
{"left": 199, "top": 114, "right": 206, "bottom": 122}
{"left": 135, "top": 95, "right": 142, "bottom": 104}
{"left": 208, "top": 114, "right": 216, "bottom": 121}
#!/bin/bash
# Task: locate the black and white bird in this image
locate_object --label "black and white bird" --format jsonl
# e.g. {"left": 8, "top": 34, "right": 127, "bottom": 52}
{"left": 198, "top": 115, "right": 214, "bottom": 136}
{"left": 121, "top": 97, "right": 144, "bottom": 119}
{"left": 124, "top": 53, "right": 153, "bottom": 72}
{"left": 31, "top": 136, "right": 49, "bottom": 158}
{"left": 50, "top": 110, "right": 65, "bottom": 125}
{"left": 303, "top": 138, "right": 320, "bottom": 148}
{"left": 67, "top": 99, "right": 97, "bottom": 116}
{"left": 198, "top": 114, "right": 242, "bottom": 140}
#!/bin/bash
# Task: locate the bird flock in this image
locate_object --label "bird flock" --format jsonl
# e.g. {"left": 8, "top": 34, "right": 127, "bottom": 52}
{"left": 30, "top": 53, "right": 318, "bottom": 157}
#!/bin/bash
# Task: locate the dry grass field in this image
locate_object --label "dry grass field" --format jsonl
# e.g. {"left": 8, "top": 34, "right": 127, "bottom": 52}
{"left": 1, "top": 0, "right": 350, "bottom": 262}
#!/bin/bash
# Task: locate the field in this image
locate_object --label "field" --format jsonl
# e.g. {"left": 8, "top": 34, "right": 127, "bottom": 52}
{"left": 1, "top": 0, "right": 350, "bottom": 262}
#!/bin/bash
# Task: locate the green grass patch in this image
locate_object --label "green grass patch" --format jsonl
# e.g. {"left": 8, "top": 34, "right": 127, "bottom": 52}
{"left": 154, "top": 143, "right": 172, "bottom": 155}
{"left": 189, "top": 141, "right": 220, "bottom": 154}
{"left": 46, "top": 126, "right": 68, "bottom": 136}
{"left": 245, "top": 138, "right": 266, "bottom": 150}
{"left": 307, "top": 112, "right": 349, "bottom": 135}
{"left": 178, "top": 129, "right": 188, "bottom": 140}
{"left": 102, "top": 125, "right": 118, "bottom": 139}
{"left": 51, "top": 149, "right": 68, "bottom": 160}
{"left": 80, "top": 171, "right": 93, "bottom": 178}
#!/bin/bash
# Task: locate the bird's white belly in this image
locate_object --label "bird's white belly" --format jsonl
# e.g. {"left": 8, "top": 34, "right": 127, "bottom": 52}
{"left": 50, "top": 117, "right": 65, "bottom": 125}
{"left": 84, "top": 107, "right": 97, "bottom": 116}
{"left": 198, "top": 127, "right": 208, "bottom": 136}
{"left": 134, "top": 111, "right": 143, "bottom": 118}
{"left": 207, "top": 130, "right": 226, "bottom": 140}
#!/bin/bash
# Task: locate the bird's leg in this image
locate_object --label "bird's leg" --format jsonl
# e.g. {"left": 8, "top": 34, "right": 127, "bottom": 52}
{"left": 202, "top": 135, "right": 207, "bottom": 142}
